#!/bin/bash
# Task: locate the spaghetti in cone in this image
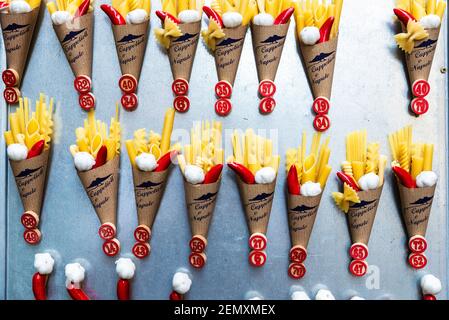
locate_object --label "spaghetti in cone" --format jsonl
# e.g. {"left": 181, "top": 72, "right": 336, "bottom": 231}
{"left": 389, "top": 125, "right": 437, "bottom": 270}
{"left": 154, "top": 0, "right": 203, "bottom": 113}
{"left": 1, "top": 1, "right": 41, "bottom": 104}
{"left": 332, "top": 130, "right": 386, "bottom": 277}
{"left": 178, "top": 120, "right": 223, "bottom": 269}
{"left": 228, "top": 129, "right": 279, "bottom": 267}
{"left": 250, "top": 0, "right": 295, "bottom": 114}
{"left": 293, "top": 0, "right": 343, "bottom": 132}
{"left": 393, "top": 0, "right": 446, "bottom": 115}
{"left": 101, "top": 0, "right": 151, "bottom": 110}
{"left": 201, "top": 0, "right": 255, "bottom": 116}
{"left": 4, "top": 93, "right": 55, "bottom": 245}
{"left": 46, "top": 0, "right": 96, "bottom": 111}
{"left": 70, "top": 107, "right": 122, "bottom": 257}
{"left": 125, "top": 108, "right": 178, "bottom": 259}
{"left": 285, "top": 131, "right": 331, "bottom": 279}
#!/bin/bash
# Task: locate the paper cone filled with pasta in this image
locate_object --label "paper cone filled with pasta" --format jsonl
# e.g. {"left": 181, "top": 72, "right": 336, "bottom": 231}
{"left": 393, "top": 0, "right": 446, "bottom": 115}
{"left": 201, "top": 0, "right": 255, "bottom": 116}
{"left": 154, "top": 0, "right": 203, "bottom": 113}
{"left": 389, "top": 125, "right": 437, "bottom": 270}
{"left": 227, "top": 129, "right": 279, "bottom": 267}
{"left": 285, "top": 132, "right": 331, "bottom": 279}
{"left": 101, "top": 0, "right": 151, "bottom": 110}
{"left": 250, "top": 0, "right": 294, "bottom": 114}
{"left": 125, "top": 108, "right": 177, "bottom": 259}
{"left": 332, "top": 130, "right": 386, "bottom": 277}
{"left": 46, "top": 0, "right": 95, "bottom": 110}
{"left": 294, "top": 0, "right": 343, "bottom": 132}
{"left": 4, "top": 93, "right": 55, "bottom": 245}
{"left": 70, "top": 107, "right": 122, "bottom": 257}
{"left": 0, "top": 0, "right": 41, "bottom": 104}
{"left": 178, "top": 120, "right": 223, "bottom": 269}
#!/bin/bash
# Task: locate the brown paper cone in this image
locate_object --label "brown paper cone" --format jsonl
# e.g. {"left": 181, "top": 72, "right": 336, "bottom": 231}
{"left": 405, "top": 27, "right": 440, "bottom": 86}
{"left": 300, "top": 36, "right": 338, "bottom": 99}
{"left": 251, "top": 22, "right": 289, "bottom": 82}
{"left": 347, "top": 186, "right": 383, "bottom": 245}
{"left": 112, "top": 18, "right": 149, "bottom": 81}
{"left": 0, "top": 7, "right": 40, "bottom": 85}
{"left": 213, "top": 25, "right": 247, "bottom": 86}
{"left": 52, "top": 12, "right": 94, "bottom": 79}
{"left": 168, "top": 21, "right": 201, "bottom": 82}
{"left": 287, "top": 192, "right": 322, "bottom": 248}
{"left": 397, "top": 182, "right": 436, "bottom": 238}
{"left": 77, "top": 156, "right": 120, "bottom": 226}
{"left": 10, "top": 149, "right": 50, "bottom": 217}
{"left": 184, "top": 178, "right": 221, "bottom": 238}
{"left": 131, "top": 166, "right": 168, "bottom": 229}
{"left": 237, "top": 178, "right": 276, "bottom": 235}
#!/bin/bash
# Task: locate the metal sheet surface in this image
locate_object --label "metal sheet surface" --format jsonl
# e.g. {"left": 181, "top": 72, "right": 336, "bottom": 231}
{"left": 1, "top": 0, "right": 448, "bottom": 300}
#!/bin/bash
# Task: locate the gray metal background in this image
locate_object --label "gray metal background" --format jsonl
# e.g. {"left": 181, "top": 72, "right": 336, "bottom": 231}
{"left": 0, "top": 0, "right": 447, "bottom": 300}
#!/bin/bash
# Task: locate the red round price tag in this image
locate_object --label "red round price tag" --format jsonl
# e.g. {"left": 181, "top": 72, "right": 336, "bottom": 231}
{"left": 408, "top": 252, "right": 427, "bottom": 269}
{"left": 134, "top": 225, "right": 151, "bottom": 243}
{"left": 98, "top": 223, "right": 116, "bottom": 240}
{"left": 412, "top": 79, "right": 430, "bottom": 98}
{"left": 312, "top": 97, "right": 330, "bottom": 114}
{"left": 173, "top": 96, "right": 190, "bottom": 113}
{"left": 78, "top": 92, "right": 95, "bottom": 111}
{"left": 103, "top": 238, "right": 120, "bottom": 257}
{"left": 132, "top": 242, "right": 151, "bottom": 259}
{"left": 288, "top": 263, "right": 306, "bottom": 280}
{"left": 259, "top": 97, "right": 276, "bottom": 114}
{"left": 21, "top": 211, "right": 39, "bottom": 229}
{"left": 23, "top": 228, "right": 41, "bottom": 245}
{"left": 313, "top": 114, "right": 330, "bottom": 132}
{"left": 423, "top": 294, "right": 436, "bottom": 300}
{"left": 2, "top": 69, "right": 18, "bottom": 87}
{"left": 258, "top": 80, "right": 276, "bottom": 97}
{"left": 121, "top": 93, "right": 138, "bottom": 111}
{"left": 119, "top": 74, "right": 137, "bottom": 93}
{"left": 215, "top": 81, "right": 232, "bottom": 98}
{"left": 4, "top": 87, "right": 19, "bottom": 104}
{"left": 172, "top": 78, "right": 189, "bottom": 96}
{"left": 190, "top": 235, "right": 207, "bottom": 253}
{"left": 215, "top": 98, "right": 232, "bottom": 116}
{"left": 411, "top": 97, "right": 429, "bottom": 115}
{"left": 289, "top": 245, "right": 307, "bottom": 263}
{"left": 249, "top": 250, "right": 267, "bottom": 267}
{"left": 74, "top": 75, "right": 92, "bottom": 93}
{"left": 409, "top": 235, "right": 427, "bottom": 254}
{"left": 249, "top": 233, "right": 267, "bottom": 251}
{"left": 189, "top": 252, "right": 207, "bottom": 269}
{"left": 349, "top": 259, "right": 368, "bottom": 277}
{"left": 349, "top": 243, "right": 369, "bottom": 260}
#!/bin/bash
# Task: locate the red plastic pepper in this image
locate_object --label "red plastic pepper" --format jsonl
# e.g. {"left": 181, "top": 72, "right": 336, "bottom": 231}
{"left": 100, "top": 4, "right": 126, "bottom": 25}
{"left": 393, "top": 8, "right": 416, "bottom": 25}
{"left": 274, "top": 7, "right": 295, "bottom": 25}
{"left": 92, "top": 145, "right": 107, "bottom": 169}
{"left": 74, "top": 0, "right": 90, "bottom": 18}
{"left": 67, "top": 287, "right": 90, "bottom": 300}
{"left": 170, "top": 290, "right": 183, "bottom": 300}
{"left": 287, "top": 165, "right": 300, "bottom": 195}
{"left": 202, "top": 6, "right": 223, "bottom": 27}
{"left": 117, "top": 279, "right": 130, "bottom": 300}
{"left": 318, "top": 16, "right": 335, "bottom": 43}
{"left": 423, "top": 294, "right": 437, "bottom": 300}
{"left": 336, "top": 171, "right": 360, "bottom": 192}
{"left": 155, "top": 10, "right": 181, "bottom": 24}
{"left": 227, "top": 162, "right": 255, "bottom": 184}
{"left": 27, "top": 140, "right": 45, "bottom": 159}
{"left": 155, "top": 150, "right": 178, "bottom": 172}
{"left": 32, "top": 273, "right": 47, "bottom": 300}
{"left": 0, "top": 1, "right": 9, "bottom": 10}
{"left": 203, "top": 164, "right": 223, "bottom": 184}
{"left": 392, "top": 166, "right": 417, "bottom": 188}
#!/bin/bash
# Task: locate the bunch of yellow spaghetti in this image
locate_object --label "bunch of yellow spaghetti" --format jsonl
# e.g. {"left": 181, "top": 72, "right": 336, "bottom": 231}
{"left": 396, "top": 0, "right": 446, "bottom": 20}
{"left": 46, "top": 0, "right": 94, "bottom": 16}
